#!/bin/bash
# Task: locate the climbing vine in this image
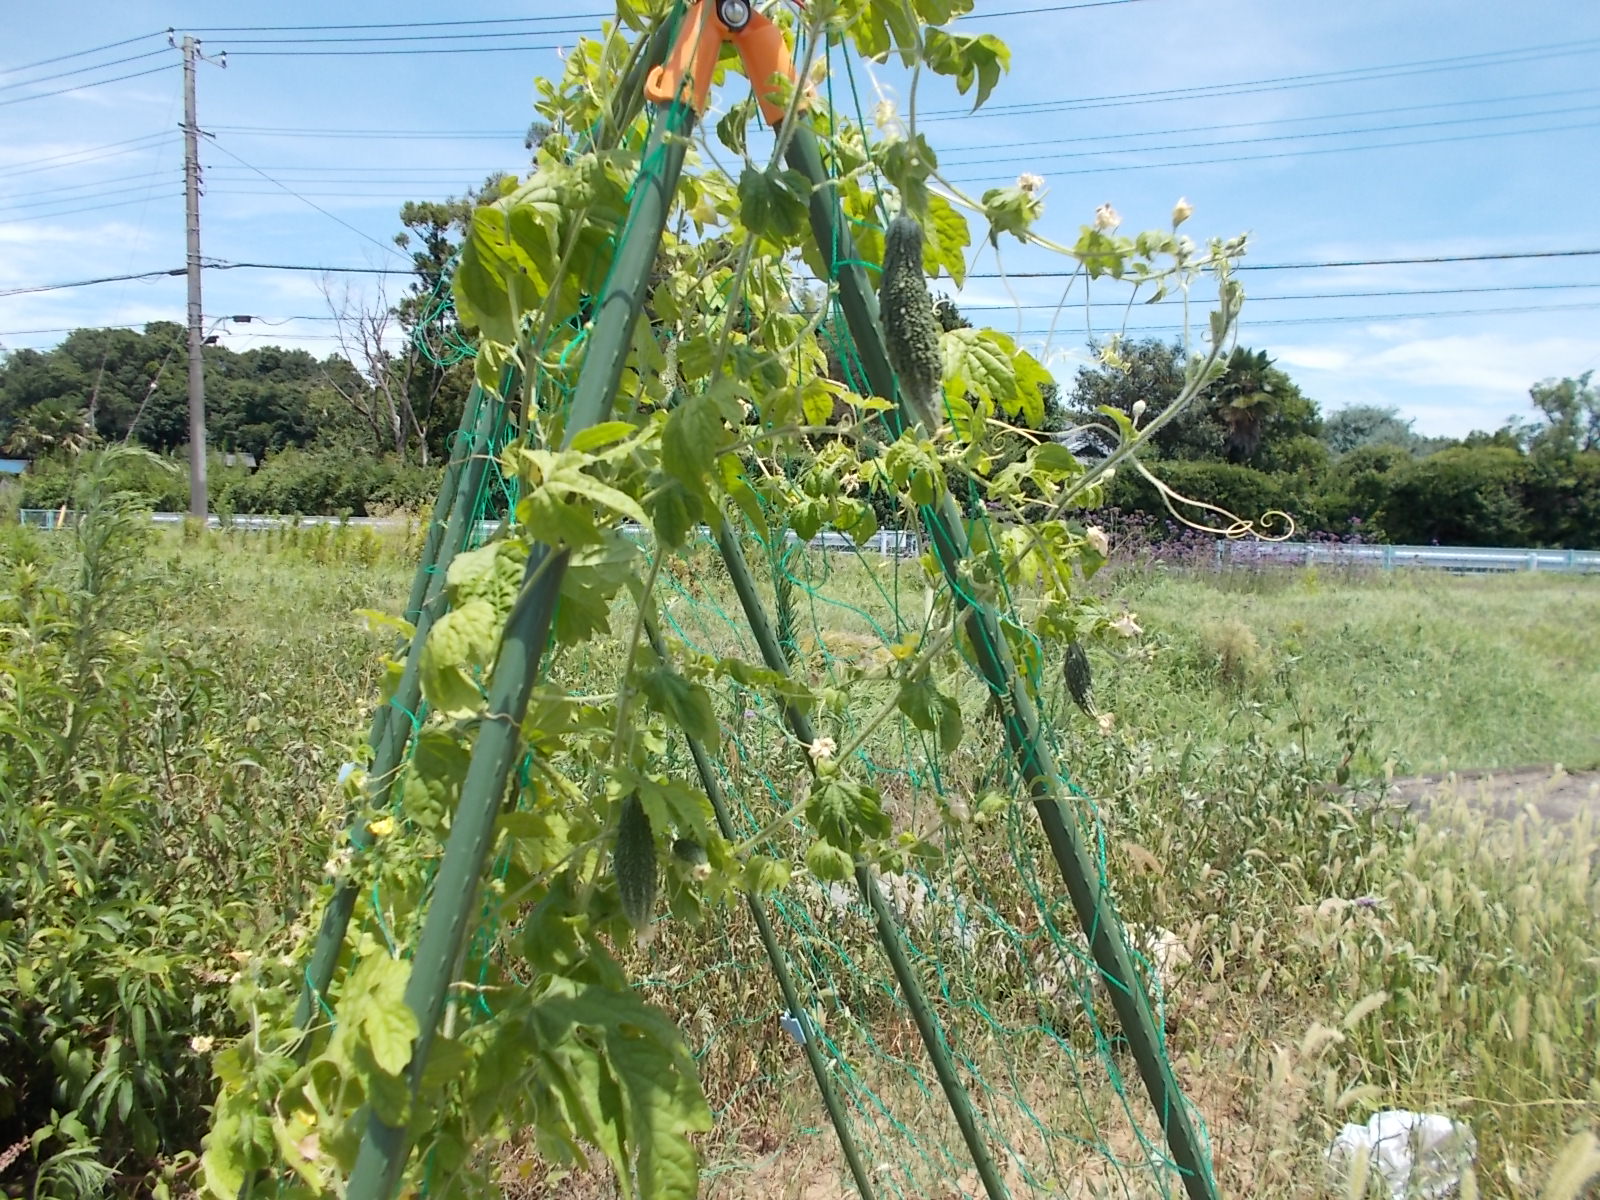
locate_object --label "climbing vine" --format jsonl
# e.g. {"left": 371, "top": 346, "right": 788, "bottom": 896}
{"left": 201, "top": 2, "right": 1247, "bottom": 1196}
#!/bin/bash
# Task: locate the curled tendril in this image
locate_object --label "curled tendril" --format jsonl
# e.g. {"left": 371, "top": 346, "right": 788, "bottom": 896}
{"left": 1131, "top": 456, "right": 1297, "bottom": 542}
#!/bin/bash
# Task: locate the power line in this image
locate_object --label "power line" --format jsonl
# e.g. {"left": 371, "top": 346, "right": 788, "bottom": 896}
{"left": 938, "top": 85, "right": 1600, "bottom": 158}
{"left": 949, "top": 116, "right": 1600, "bottom": 180}
{"left": 955, "top": 283, "right": 1600, "bottom": 310}
{"left": 947, "top": 114, "right": 1600, "bottom": 180}
{"left": 967, "top": 0, "right": 1158, "bottom": 15}
{"left": 207, "top": 124, "right": 523, "bottom": 141}
{"left": 0, "top": 180, "right": 182, "bottom": 214}
{"left": 0, "top": 62, "right": 178, "bottom": 109}
{"left": 945, "top": 101, "right": 1600, "bottom": 168}
{"left": 0, "top": 47, "right": 172, "bottom": 93}
{"left": 921, "top": 36, "right": 1600, "bottom": 120}
{"left": 965, "top": 248, "right": 1600, "bottom": 279}
{"left": 1009, "top": 300, "right": 1600, "bottom": 334}
{"left": 207, "top": 164, "right": 513, "bottom": 174}
{"left": 189, "top": 13, "right": 609, "bottom": 33}
{"left": 218, "top": 26, "right": 596, "bottom": 46}
{"left": 7, "top": 249, "right": 1598, "bottom": 300}
{"left": 204, "top": 137, "right": 408, "bottom": 261}
{"left": 2, "top": 132, "right": 175, "bottom": 178}
{"left": 0, "top": 31, "right": 165, "bottom": 76}
{"left": 0, "top": 193, "right": 184, "bottom": 224}
{"left": 1, "top": 169, "right": 182, "bottom": 204}
{"left": 0, "top": 268, "right": 183, "bottom": 300}
{"left": 210, "top": 260, "right": 410, "bottom": 276}
{"left": 229, "top": 42, "right": 568, "bottom": 58}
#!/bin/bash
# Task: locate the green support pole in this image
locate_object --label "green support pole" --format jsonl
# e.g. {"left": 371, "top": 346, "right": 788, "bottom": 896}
{"left": 292, "top": 380, "right": 508, "bottom": 1036}
{"left": 711, "top": 518, "right": 1011, "bottom": 1200}
{"left": 643, "top": 615, "right": 881, "bottom": 1200}
{"left": 370, "top": 382, "right": 502, "bottom": 769}
{"left": 344, "top": 102, "right": 695, "bottom": 1200}
{"left": 294, "top": 0, "right": 677, "bottom": 1045}
{"left": 783, "top": 123, "right": 1219, "bottom": 1200}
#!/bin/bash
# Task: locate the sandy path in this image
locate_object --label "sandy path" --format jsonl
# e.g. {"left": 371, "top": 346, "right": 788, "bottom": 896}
{"left": 1385, "top": 766, "right": 1599, "bottom": 823}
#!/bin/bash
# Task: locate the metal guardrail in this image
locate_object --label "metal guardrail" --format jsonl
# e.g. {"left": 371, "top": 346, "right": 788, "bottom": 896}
{"left": 1214, "top": 539, "right": 1600, "bottom": 574}
{"left": 17, "top": 509, "right": 1600, "bottom": 572}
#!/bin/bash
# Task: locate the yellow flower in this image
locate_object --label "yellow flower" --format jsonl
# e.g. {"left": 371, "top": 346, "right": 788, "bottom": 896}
{"left": 367, "top": 814, "right": 396, "bottom": 839}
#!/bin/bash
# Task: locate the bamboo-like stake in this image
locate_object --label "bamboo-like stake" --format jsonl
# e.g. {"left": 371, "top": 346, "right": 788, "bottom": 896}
{"left": 783, "top": 123, "right": 1220, "bottom": 1200}
{"left": 292, "top": 381, "right": 506, "bottom": 1036}
{"left": 343, "top": 102, "right": 695, "bottom": 1200}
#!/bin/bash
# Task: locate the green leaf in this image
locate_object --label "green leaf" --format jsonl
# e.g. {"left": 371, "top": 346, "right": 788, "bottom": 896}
{"left": 420, "top": 598, "right": 500, "bottom": 715}
{"left": 446, "top": 538, "right": 528, "bottom": 612}
{"left": 346, "top": 953, "right": 419, "bottom": 1076}
{"left": 806, "top": 776, "right": 891, "bottom": 851}
{"left": 646, "top": 472, "right": 701, "bottom": 550}
{"left": 923, "top": 192, "right": 970, "bottom": 286}
{"left": 878, "top": 134, "right": 938, "bottom": 219}
{"left": 979, "top": 185, "right": 1043, "bottom": 245}
{"left": 806, "top": 839, "right": 856, "bottom": 882}
{"left": 896, "top": 675, "right": 963, "bottom": 754}
{"left": 715, "top": 96, "right": 755, "bottom": 157}
{"left": 525, "top": 978, "right": 712, "bottom": 1200}
{"left": 557, "top": 535, "right": 638, "bottom": 645}
{"left": 738, "top": 165, "right": 809, "bottom": 244}
{"left": 740, "top": 854, "right": 791, "bottom": 895}
{"left": 941, "top": 327, "right": 1018, "bottom": 413}
{"left": 453, "top": 206, "right": 525, "bottom": 345}
{"left": 801, "top": 376, "right": 844, "bottom": 426}
{"left": 922, "top": 29, "right": 1010, "bottom": 111}
{"left": 1011, "top": 345, "right": 1054, "bottom": 428}
{"left": 637, "top": 667, "right": 720, "bottom": 745}
{"left": 570, "top": 421, "right": 638, "bottom": 453}
{"left": 661, "top": 391, "right": 727, "bottom": 491}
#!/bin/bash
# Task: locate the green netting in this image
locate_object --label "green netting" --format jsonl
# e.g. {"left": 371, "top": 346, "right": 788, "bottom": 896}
{"left": 324, "top": 22, "right": 1218, "bottom": 1200}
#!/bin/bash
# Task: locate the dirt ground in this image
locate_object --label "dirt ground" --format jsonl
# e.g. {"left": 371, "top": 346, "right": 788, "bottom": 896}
{"left": 1384, "top": 765, "right": 1600, "bottom": 824}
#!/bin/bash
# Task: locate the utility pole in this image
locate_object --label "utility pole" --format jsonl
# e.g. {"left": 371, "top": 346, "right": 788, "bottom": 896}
{"left": 175, "top": 33, "right": 224, "bottom": 518}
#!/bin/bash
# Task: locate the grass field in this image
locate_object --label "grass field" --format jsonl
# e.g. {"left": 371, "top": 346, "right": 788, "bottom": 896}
{"left": 3, "top": 511, "right": 1597, "bottom": 1198}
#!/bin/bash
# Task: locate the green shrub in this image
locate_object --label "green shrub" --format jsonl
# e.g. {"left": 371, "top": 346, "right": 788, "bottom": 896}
{"left": 1377, "top": 445, "right": 1531, "bottom": 545}
{"left": 1522, "top": 450, "right": 1600, "bottom": 549}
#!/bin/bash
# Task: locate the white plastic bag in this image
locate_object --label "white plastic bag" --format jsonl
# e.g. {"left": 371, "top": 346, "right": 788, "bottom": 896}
{"left": 1326, "top": 1110, "right": 1476, "bottom": 1198}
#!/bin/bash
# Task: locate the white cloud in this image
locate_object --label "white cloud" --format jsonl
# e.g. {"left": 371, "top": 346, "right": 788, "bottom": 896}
{"left": 1274, "top": 345, "right": 1352, "bottom": 372}
{"left": 1274, "top": 329, "right": 1598, "bottom": 436}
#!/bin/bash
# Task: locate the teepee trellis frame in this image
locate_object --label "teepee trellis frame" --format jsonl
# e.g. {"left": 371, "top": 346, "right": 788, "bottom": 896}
{"left": 285, "top": 6, "right": 1220, "bottom": 1198}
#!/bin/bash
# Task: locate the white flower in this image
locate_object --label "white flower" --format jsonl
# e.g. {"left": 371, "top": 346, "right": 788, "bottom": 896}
{"left": 873, "top": 98, "right": 901, "bottom": 133}
{"left": 189, "top": 1035, "right": 215, "bottom": 1054}
{"left": 1096, "top": 713, "right": 1116, "bottom": 736}
{"left": 1085, "top": 525, "right": 1109, "bottom": 557}
{"left": 809, "top": 736, "right": 837, "bottom": 763}
{"left": 1131, "top": 399, "right": 1147, "bottom": 422}
{"left": 1094, "top": 202, "right": 1121, "bottom": 231}
{"left": 1110, "top": 612, "right": 1142, "bottom": 638}
{"left": 1016, "top": 172, "right": 1045, "bottom": 195}
{"left": 1171, "top": 196, "right": 1193, "bottom": 226}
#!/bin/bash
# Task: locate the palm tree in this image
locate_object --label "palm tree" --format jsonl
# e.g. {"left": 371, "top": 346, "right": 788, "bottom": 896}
{"left": 1215, "top": 346, "right": 1280, "bottom": 463}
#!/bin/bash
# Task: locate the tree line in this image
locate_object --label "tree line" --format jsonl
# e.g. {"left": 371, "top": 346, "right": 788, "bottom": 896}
{"left": 2, "top": 186, "right": 1595, "bottom": 547}
{"left": 1059, "top": 337, "right": 1597, "bottom": 550}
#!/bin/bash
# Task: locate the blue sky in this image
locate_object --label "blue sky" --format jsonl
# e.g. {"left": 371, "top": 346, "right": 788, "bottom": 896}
{"left": 2, "top": 0, "right": 1597, "bottom": 438}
